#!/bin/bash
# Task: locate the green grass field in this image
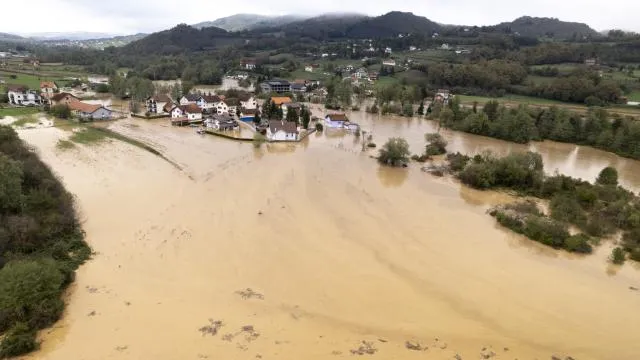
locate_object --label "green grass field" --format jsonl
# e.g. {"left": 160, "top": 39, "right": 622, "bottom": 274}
{"left": 375, "top": 76, "right": 401, "bottom": 87}
{"left": 0, "top": 107, "right": 40, "bottom": 118}
{"left": 526, "top": 75, "right": 555, "bottom": 86}
{"left": 627, "top": 90, "right": 640, "bottom": 102}
{"left": 458, "top": 94, "right": 571, "bottom": 106}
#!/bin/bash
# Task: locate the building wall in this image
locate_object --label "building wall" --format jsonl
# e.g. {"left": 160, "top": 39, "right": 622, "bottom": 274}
{"left": 241, "top": 98, "right": 257, "bottom": 110}
{"left": 187, "top": 112, "right": 203, "bottom": 120}
{"left": 324, "top": 118, "right": 345, "bottom": 128}
{"left": 171, "top": 109, "right": 184, "bottom": 118}
{"left": 91, "top": 107, "right": 112, "bottom": 120}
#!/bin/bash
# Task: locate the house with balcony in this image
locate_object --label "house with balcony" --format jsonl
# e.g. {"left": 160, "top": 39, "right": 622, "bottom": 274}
{"left": 145, "top": 94, "right": 173, "bottom": 114}
{"left": 7, "top": 85, "right": 42, "bottom": 106}
{"left": 260, "top": 80, "right": 292, "bottom": 94}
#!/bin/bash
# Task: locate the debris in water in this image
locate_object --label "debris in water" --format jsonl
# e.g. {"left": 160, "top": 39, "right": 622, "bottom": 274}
{"left": 199, "top": 319, "right": 224, "bottom": 336}
{"left": 222, "top": 333, "right": 234, "bottom": 342}
{"left": 124, "top": 301, "right": 131, "bottom": 306}
{"left": 86, "top": 286, "right": 98, "bottom": 293}
{"left": 405, "top": 341, "right": 426, "bottom": 351}
{"left": 480, "top": 347, "right": 496, "bottom": 359}
{"left": 115, "top": 346, "right": 128, "bottom": 352}
{"left": 258, "top": 210, "right": 263, "bottom": 215}
{"left": 350, "top": 341, "right": 377, "bottom": 355}
{"left": 454, "top": 354, "right": 463, "bottom": 360}
{"left": 630, "top": 286, "right": 638, "bottom": 291}
{"left": 331, "top": 350, "right": 343, "bottom": 356}
{"left": 236, "top": 288, "right": 264, "bottom": 300}
{"left": 377, "top": 338, "right": 388, "bottom": 343}
{"left": 87, "top": 311, "right": 97, "bottom": 317}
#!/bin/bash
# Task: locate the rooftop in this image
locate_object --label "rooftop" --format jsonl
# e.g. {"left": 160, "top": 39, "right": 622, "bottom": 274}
{"left": 271, "top": 97, "right": 292, "bottom": 106}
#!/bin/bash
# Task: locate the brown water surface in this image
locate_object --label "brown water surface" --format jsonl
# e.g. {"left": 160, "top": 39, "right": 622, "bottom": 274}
{"left": 19, "top": 113, "right": 640, "bottom": 360}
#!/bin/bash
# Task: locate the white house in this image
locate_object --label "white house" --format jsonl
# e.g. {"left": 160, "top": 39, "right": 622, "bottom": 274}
{"left": 385, "top": 47, "right": 392, "bottom": 54}
{"left": 382, "top": 59, "right": 396, "bottom": 66}
{"left": 7, "top": 85, "right": 42, "bottom": 106}
{"left": 239, "top": 95, "right": 257, "bottom": 110}
{"left": 441, "top": 43, "right": 451, "bottom": 50}
{"left": 179, "top": 94, "right": 202, "bottom": 105}
{"left": 146, "top": 94, "right": 173, "bottom": 114}
{"left": 268, "top": 120, "right": 299, "bottom": 141}
{"left": 240, "top": 59, "right": 256, "bottom": 70}
{"left": 40, "top": 81, "right": 57, "bottom": 99}
{"left": 409, "top": 46, "right": 417, "bottom": 51}
{"left": 305, "top": 65, "right": 314, "bottom": 72}
{"left": 324, "top": 113, "right": 349, "bottom": 128}
{"left": 171, "top": 104, "right": 202, "bottom": 120}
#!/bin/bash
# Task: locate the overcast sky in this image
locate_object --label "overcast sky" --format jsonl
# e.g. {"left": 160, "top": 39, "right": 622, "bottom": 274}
{"left": 3, "top": 0, "right": 639, "bottom": 35}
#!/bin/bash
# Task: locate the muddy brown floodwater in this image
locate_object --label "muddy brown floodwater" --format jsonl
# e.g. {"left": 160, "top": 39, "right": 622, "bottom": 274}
{"left": 19, "top": 111, "right": 640, "bottom": 360}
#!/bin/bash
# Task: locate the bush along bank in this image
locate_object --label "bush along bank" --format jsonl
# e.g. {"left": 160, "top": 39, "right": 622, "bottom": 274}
{"left": 439, "top": 150, "right": 640, "bottom": 262}
{"left": 0, "top": 125, "right": 90, "bottom": 358}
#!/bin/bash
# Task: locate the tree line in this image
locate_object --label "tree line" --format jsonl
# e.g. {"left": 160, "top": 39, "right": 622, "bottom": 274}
{"left": 0, "top": 126, "right": 90, "bottom": 357}
{"left": 437, "top": 98, "right": 640, "bottom": 160}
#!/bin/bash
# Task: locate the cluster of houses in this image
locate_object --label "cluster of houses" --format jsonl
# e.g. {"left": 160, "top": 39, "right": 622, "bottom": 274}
{"left": 5, "top": 81, "right": 113, "bottom": 120}
{"left": 147, "top": 92, "right": 258, "bottom": 120}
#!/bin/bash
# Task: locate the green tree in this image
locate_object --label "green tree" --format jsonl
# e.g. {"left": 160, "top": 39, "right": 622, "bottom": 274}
{"left": 0, "top": 153, "right": 23, "bottom": 213}
{"left": 417, "top": 101, "right": 424, "bottom": 115}
{"left": 425, "top": 133, "right": 448, "bottom": 156}
{"left": 253, "top": 112, "right": 261, "bottom": 125}
{"left": 378, "top": 137, "right": 411, "bottom": 166}
{"left": 596, "top": 166, "right": 619, "bottom": 186}
{"left": 181, "top": 81, "right": 194, "bottom": 98}
{"left": 611, "top": 247, "right": 625, "bottom": 264}
{"left": 301, "top": 107, "right": 311, "bottom": 129}
{"left": 0, "top": 322, "right": 36, "bottom": 358}
{"left": 286, "top": 108, "right": 299, "bottom": 124}
{"left": 49, "top": 104, "right": 71, "bottom": 119}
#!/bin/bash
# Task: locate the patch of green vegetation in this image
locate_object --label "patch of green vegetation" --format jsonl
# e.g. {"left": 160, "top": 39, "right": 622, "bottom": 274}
{"left": 0, "top": 72, "right": 45, "bottom": 90}
{"left": 0, "top": 107, "right": 40, "bottom": 118}
{"left": 55, "top": 139, "right": 76, "bottom": 150}
{"left": 69, "top": 127, "right": 108, "bottom": 145}
{"left": 376, "top": 76, "right": 400, "bottom": 87}
{"left": 458, "top": 94, "right": 567, "bottom": 106}
{"left": 0, "top": 125, "right": 89, "bottom": 357}
{"left": 627, "top": 90, "right": 640, "bottom": 102}
{"left": 11, "top": 115, "right": 40, "bottom": 128}
{"left": 446, "top": 151, "right": 640, "bottom": 259}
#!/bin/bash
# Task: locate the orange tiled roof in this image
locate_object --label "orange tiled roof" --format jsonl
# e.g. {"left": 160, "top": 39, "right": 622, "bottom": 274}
{"left": 68, "top": 101, "right": 102, "bottom": 113}
{"left": 271, "top": 97, "right": 292, "bottom": 106}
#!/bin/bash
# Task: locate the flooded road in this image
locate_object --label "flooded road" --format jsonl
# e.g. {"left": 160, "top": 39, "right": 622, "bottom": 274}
{"left": 19, "top": 112, "right": 640, "bottom": 360}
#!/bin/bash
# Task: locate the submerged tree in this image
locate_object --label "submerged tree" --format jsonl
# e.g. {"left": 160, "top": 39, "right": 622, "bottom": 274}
{"left": 596, "top": 166, "right": 619, "bottom": 186}
{"left": 378, "top": 137, "right": 411, "bottom": 166}
{"left": 424, "top": 133, "right": 448, "bottom": 156}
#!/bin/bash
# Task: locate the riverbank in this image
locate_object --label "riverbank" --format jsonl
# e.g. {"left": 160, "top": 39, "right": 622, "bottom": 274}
{"left": 17, "top": 117, "right": 640, "bottom": 360}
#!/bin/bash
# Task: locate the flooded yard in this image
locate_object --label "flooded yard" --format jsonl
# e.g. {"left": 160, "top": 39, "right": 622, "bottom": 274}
{"left": 18, "top": 113, "right": 640, "bottom": 360}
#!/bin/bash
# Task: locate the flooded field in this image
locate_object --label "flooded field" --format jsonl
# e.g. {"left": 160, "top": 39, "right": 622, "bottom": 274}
{"left": 19, "top": 112, "right": 640, "bottom": 360}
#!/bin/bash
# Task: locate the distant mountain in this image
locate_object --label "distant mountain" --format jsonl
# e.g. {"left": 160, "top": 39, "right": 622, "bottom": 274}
{"left": 492, "top": 16, "right": 599, "bottom": 39}
{"left": 120, "top": 24, "right": 240, "bottom": 55}
{"left": 23, "top": 32, "right": 125, "bottom": 41}
{"left": 193, "top": 14, "right": 307, "bottom": 32}
{"left": 0, "top": 32, "right": 25, "bottom": 42}
{"left": 266, "top": 13, "right": 368, "bottom": 40}
{"left": 42, "top": 33, "right": 149, "bottom": 49}
{"left": 347, "top": 11, "right": 442, "bottom": 38}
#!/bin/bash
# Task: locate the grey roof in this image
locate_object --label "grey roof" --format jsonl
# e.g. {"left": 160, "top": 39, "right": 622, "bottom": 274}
{"left": 265, "top": 79, "right": 291, "bottom": 86}
{"left": 184, "top": 94, "right": 202, "bottom": 102}
{"left": 269, "top": 120, "right": 298, "bottom": 134}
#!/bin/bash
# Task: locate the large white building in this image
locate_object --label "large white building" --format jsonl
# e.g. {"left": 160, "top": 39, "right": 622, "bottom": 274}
{"left": 7, "top": 85, "right": 42, "bottom": 106}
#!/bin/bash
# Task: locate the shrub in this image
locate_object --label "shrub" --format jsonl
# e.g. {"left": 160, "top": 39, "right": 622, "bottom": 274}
{"left": 411, "top": 154, "right": 429, "bottom": 162}
{"left": 446, "top": 152, "right": 470, "bottom": 172}
{"left": 378, "top": 137, "right": 411, "bottom": 166}
{"left": 523, "top": 216, "right": 570, "bottom": 249}
{"left": 611, "top": 247, "right": 626, "bottom": 264}
{"left": 564, "top": 234, "right": 593, "bottom": 253}
{"left": 458, "top": 162, "right": 496, "bottom": 189}
{"left": 0, "top": 260, "right": 65, "bottom": 331}
{"left": 49, "top": 104, "right": 71, "bottom": 119}
{"left": 315, "top": 122, "right": 323, "bottom": 132}
{"left": 0, "top": 322, "right": 37, "bottom": 358}
{"left": 424, "top": 133, "right": 447, "bottom": 156}
{"left": 549, "top": 195, "right": 588, "bottom": 226}
{"left": 596, "top": 166, "right": 619, "bottom": 186}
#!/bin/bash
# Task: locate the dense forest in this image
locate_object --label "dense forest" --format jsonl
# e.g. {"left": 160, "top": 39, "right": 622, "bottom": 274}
{"left": 0, "top": 126, "right": 90, "bottom": 358}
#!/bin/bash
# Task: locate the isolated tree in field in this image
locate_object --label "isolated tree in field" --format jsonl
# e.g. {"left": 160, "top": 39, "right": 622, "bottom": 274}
{"left": 596, "top": 166, "right": 619, "bottom": 186}
{"left": 378, "top": 137, "right": 411, "bottom": 166}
